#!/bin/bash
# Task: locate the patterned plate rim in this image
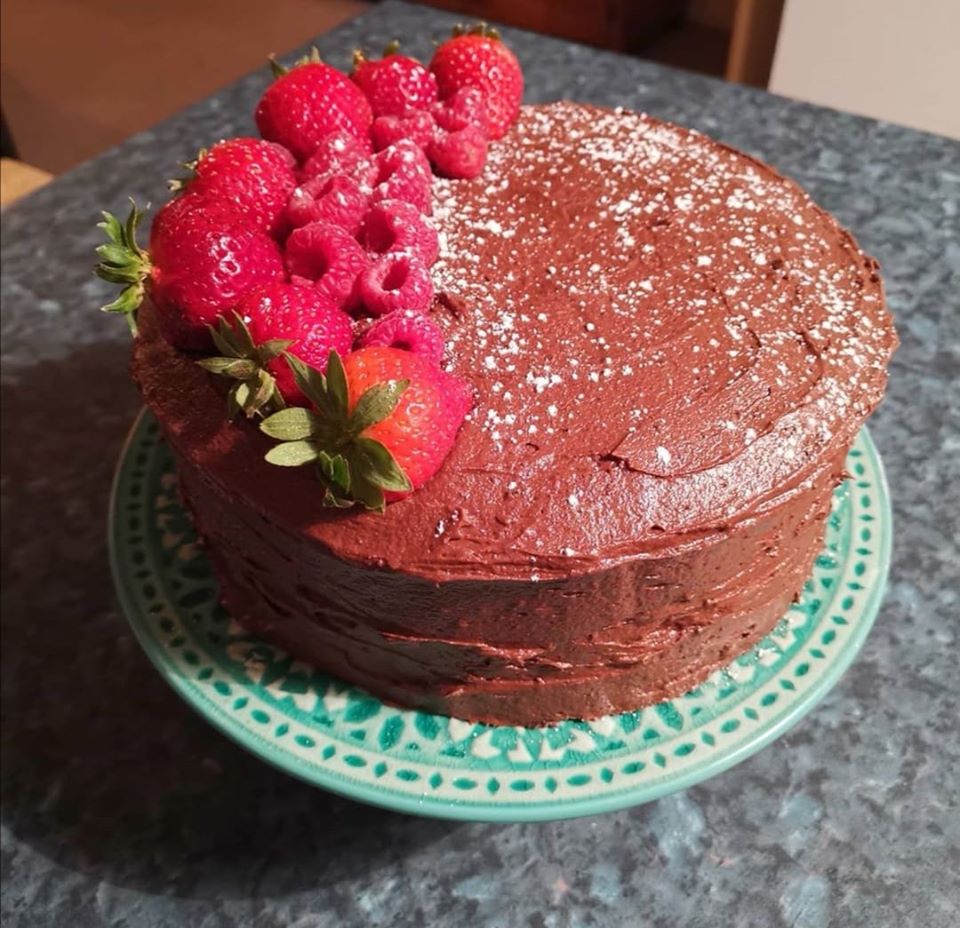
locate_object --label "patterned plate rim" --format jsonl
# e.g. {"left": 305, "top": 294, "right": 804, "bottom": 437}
{"left": 108, "top": 411, "right": 892, "bottom": 822}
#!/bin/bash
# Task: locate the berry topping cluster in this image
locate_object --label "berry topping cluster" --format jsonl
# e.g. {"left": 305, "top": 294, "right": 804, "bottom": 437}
{"left": 95, "top": 25, "right": 523, "bottom": 510}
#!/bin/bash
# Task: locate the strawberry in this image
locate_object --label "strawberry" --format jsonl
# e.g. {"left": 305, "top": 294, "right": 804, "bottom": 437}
{"left": 427, "top": 124, "right": 488, "bottom": 179}
{"left": 255, "top": 49, "right": 373, "bottom": 163}
{"left": 284, "top": 173, "right": 369, "bottom": 235}
{"left": 370, "top": 108, "right": 436, "bottom": 152}
{"left": 196, "top": 283, "right": 354, "bottom": 416}
{"left": 354, "top": 252, "right": 434, "bottom": 317}
{"left": 431, "top": 87, "right": 487, "bottom": 133}
{"left": 300, "top": 130, "right": 373, "bottom": 182}
{"left": 95, "top": 196, "right": 285, "bottom": 351}
{"left": 358, "top": 308, "right": 445, "bottom": 365}
{"left": 429, "top": 25, "right": 523, "bottom": 140}
{"left": 259, "top": 347, "right": 472, "bottom": 508}
{"left": 367, "top": 140, "right": 433, "bottom": 214}
{"left": 360, "top": 200, "right": 439, "bottom": 266}
{"left": 351, "top": 44, "right": 439, "bottom": 118}
{"left": 284, "top": 220, "right": 370, "bottom": 309}
{"left": 170, "top": 137, "right": 297, "bottom": 237}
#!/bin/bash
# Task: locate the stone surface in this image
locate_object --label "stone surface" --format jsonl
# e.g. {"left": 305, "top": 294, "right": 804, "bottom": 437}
{"left": 1, "top": 2, "right": 958, "bottom": 926}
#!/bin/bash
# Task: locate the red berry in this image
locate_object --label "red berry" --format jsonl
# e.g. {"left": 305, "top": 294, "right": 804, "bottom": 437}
{"left": 427, "top": 124, "right": 488, "bottom": 179}
{"left": 284, "top": 173, "right": 369, "bottom": 235}
{"left": 236, "top": 282, "right": 354, "bottom": 404}
{"left": 371, "top": 108, "right": 436, "bottom": 152}
{"left": 358, "top": 308, "right": 444, "bottom": 365}
{"left": 429, "top": 30, "right": 523, "bottom": 140}
{"left": 181, "top": 137, "right": 297, "bottom": 237}
{"left": 360, "top": 200, "right": 439, "bottom": 266}
{"left": 149, "top": 193, "right": 285, "bottom": 351}
{"left": 343, "top": 346, "right": 472, "bottom": 492}
{"left": 431, "top": 87, "right": 487, "bottom": 133}
{"left": 354, "top": 253, "right": 434, "bottom": 317}
{"left": 299, "top": 130, "right": 373, "bottom": 181}
{"left": 255, "top": 61, "right": 373, "bottom": 163}
{"left": 284, "top": 221, "right": 370, "bottom": 310}
{"left": 367, "top": 140, "right": 433, "bottom": 214}
{"left": 351, "top": 50, "right": 439, "bottom": 118}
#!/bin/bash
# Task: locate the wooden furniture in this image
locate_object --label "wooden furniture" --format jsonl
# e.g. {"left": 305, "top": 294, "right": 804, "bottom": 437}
{"left": 0, "top": 158, "right": 52, "bottom": 207}
{"left": 415, "top": 0, "right": 682, "bottom": 52}
{"left": 417, "top": 0, "right": 786, "bottom": 87}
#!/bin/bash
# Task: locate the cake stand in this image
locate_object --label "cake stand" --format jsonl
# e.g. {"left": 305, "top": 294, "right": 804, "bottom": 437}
{"left": 109, "top": 411, "right": 892, "bottom": 822}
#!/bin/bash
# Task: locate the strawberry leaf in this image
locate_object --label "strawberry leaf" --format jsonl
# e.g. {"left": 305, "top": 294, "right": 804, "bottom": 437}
{"left": 250, "top": 368, "right": 277, "bottom": 413}
{"left": 324, "top": 350, "right": 350, "bottom": 421}
{"left": 322, "top": 487, "right": 355, "bottom": 508}
{"left": 286, "top": 353, "right": 334, "bottom": 416}
{"left": 347, "top": 467, "right": 387, "bottom": 513}
{"left": 258, "top": 338, "right": 294, "bottom": 362}
{"left": 260, "top": 407, "right": 322, "bottom": 441}
{"left": 353, "top": 436, "right": 411, "bottom": 492}
{"left": 348, "top": 379, "right": 408, "bottom": 435}
{"left": 94, "top": 198, "right": 151, "bottom": 335}
{"left": 317, "top": 450, "right": 351, "bottom": 492}
{"left": 265, "top": 440, "right": 319, "bottom": 467}
{"left": 196, "top": 357, "right": 259, "bottom": 379}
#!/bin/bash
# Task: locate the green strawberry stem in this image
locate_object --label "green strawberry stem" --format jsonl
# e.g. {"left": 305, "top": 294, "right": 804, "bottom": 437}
{"left": 167, "top": 149, "right": 206, "bottom": 192}
{"left": 94, "top": 198, "right": 151, "bottom": 335}
{"left": 259, "top": 350, "right": 411, "bottom": 512}
{"left": 196, "top": 313, "right": 291, "bottom": 419}
{"left": 451, "top": 22, "right": 501, "bottom": 40}
{"left": 269, "top": 46, "right": 322, "bottom": 79}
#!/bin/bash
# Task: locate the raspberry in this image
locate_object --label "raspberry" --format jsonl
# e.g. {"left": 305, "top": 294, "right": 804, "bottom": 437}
{"left": 431, "top": 87, "right": 487, "bottom": 133}
{"left": 284, "top": 221, "right": 370, "bottom": 310}
{"left": 360, "top": 200, "right": 439, "bottom": 266}
{"left": 284, "top": 173, "right": 369, "bottom": 235}
{"left": 354, "top": 253, "right": 434, "bottom": 317}
{"left": 300, "top": 130, "right": 373, "bottom": 182}
{"left": 371, "top": 108, "right": 436, "bottom": 151}
{"left": 359, "top": 308, "right": 445, "bottom": 365}
{"left": 367, "top": 140, "right": 433, "bottom": 214}
{"left": 427, "top": 124, "right": 488, "bottom": 180}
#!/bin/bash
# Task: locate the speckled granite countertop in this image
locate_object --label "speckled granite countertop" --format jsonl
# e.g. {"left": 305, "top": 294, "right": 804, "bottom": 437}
{"left": 2, "top": 3, "right": 958, "bottom": 926}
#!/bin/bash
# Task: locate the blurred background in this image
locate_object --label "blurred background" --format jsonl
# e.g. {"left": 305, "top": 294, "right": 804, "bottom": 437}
{"left": 2, "top": 0, "right": 957, "bottom": 204}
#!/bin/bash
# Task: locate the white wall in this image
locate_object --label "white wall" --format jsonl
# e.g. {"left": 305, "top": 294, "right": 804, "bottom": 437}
{"left": 770, "top": 0, "right": 960, "bottom": 139}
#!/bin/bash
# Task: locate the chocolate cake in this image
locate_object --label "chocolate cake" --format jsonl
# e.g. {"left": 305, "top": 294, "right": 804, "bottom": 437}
{"left": 132, "top": 102, "right": 897, "bottom": 725}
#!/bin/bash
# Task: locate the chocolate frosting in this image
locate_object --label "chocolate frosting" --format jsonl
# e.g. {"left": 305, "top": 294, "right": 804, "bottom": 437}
{"left": 132, "top": 103, "right": 897, "bottom": 725}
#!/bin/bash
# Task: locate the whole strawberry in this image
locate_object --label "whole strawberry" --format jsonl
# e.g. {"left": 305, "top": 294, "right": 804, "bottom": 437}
{"left": 197, "top": 283, "right": 354, "bottom": 416}
{"left": 259, "top": 347, "right": 473, "bottom": 508}
{"left": 256, "top": 49, "right": 373, "bottom": 163}
{"left": 95, "top": 196, "right": 285, "bottom": 351}
{"left": 171, "top": 137, "right": 297, "bottom": 237}
{"left": 430, "top": 25, "right": 523, "bottom": 140}
{"left": 351, "top": 44, "right": 439, "bottom": 118}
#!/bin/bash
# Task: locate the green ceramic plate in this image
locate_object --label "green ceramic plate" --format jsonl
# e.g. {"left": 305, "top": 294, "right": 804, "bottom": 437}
{"left": 109, "top": 412, "right": 891, "bottom": 822}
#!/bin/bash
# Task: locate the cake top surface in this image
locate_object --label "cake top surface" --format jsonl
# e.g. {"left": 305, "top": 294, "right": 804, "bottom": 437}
{"left": 138, "top": 102, "right": 896, "bottom": 581}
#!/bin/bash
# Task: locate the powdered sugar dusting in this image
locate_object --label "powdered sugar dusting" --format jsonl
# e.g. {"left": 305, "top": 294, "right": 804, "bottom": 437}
{"left": 426, "top": 102, "right": 893, "bottom": 498}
